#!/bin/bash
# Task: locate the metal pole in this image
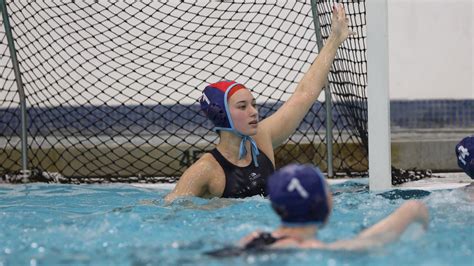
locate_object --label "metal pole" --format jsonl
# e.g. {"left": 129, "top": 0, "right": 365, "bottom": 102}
{"left": 367, "top": 0, "right": 392, "bottom": 191}
{"left": 310, "top": 0, "right": 334, "bottom": 177}
{"left": 1, "top": 0, "right": 29, "bottom": 176}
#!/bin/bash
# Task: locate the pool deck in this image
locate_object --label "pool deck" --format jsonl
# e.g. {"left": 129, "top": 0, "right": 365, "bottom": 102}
{"left": 133, "top": 172, "right": 472, "bottom": 192}
{"left": 396, "top": 172, "right": 472, "bottom": 191}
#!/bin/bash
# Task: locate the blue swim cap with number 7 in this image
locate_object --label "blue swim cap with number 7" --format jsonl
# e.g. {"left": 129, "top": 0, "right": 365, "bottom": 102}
{"left": 267, "top": 163, "right": 330, "bottom": 225}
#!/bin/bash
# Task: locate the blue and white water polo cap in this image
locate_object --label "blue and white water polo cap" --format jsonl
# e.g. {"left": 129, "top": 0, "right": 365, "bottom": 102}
{"left": 199, "top": 80, "right": 246, "bottom": 130}
{"left": 456, "top": 135, "right": 474, "bottom": 179}
{"left": 267, "top": 163, "right": 331, "bottom": 225}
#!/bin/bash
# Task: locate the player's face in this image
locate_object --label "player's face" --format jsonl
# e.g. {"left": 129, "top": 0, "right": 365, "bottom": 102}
{"left": 228, "top": 89, "right": 258, "bottom": 136}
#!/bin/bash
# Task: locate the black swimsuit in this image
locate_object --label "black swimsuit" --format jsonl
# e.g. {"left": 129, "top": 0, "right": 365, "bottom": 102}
{"left": 210, "top": 148, "right": 275, "bottom": 198}
{"left": 244, "top": 232, "right": 283, "bottom": 249}
{"left": 204, "top": 232, "right": 286, "bottom": 257}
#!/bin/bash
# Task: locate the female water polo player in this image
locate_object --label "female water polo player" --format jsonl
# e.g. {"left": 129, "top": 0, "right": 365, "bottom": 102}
{"left": 206, "top": 164, "right": 429, "bottom": 256}
{"left": 165, "top": 4, "right": 353, "bottom": 201}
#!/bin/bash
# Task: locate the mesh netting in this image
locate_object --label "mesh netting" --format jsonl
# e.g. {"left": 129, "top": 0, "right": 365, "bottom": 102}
{"left": 314, "top": 0, "right": 368, "bottom": 174}
{"left": 1, "top": 0, "right": 373, "bottom": 183}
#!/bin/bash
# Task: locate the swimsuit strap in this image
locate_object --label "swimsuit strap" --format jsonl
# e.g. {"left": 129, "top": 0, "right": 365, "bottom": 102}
{"left": 244, "top": 232, "right": 287, "bottom": 250}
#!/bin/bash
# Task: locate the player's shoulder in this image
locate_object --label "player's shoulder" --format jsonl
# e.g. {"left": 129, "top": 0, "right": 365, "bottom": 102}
{"left": 182, "top": 152, "right": 221, "bottom": 179}
{"left": 183, "top": 152, "right": 226, "bottom": 197}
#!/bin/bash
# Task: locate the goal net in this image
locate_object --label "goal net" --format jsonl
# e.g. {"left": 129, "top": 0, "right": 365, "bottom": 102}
{"left": 0, "top": 0, "right": 369, "bottom": 183}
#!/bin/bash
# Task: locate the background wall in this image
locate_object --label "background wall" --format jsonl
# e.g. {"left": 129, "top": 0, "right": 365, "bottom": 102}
{"left": 388, "top": 0, "right": 473, "bottom": 100}
{"left": 1, "top": 1, "right": 471, "bottom": 103}
{"left": 0, "top": 1, "right": 471, "bottom": 175}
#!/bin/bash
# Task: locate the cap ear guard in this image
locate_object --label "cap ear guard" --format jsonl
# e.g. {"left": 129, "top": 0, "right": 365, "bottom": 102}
{"left": 307, "top": 189, "right": 330, "bottom": 224}
{"left": 271, "top": 203, "right": 289, "bottom": 220}
{"left": 199, "top": 81, "right": 241, "bottom": 129}
{"left": 199, "top": 87, "right": 229, "bottom": 129}
{"left": 205, "top": 102, "right": 230, "bottom": 129}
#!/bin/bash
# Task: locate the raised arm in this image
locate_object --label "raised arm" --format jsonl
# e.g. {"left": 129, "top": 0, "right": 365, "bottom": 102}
{"left": 259, "top": 3, "right": 352, "bottom": 147}
{"left": 327, "top": 200, "right": 429, "bottom": 251}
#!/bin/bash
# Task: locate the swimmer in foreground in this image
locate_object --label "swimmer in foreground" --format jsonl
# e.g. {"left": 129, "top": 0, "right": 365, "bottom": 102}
{"left": 165, "top": 3, "right": 354, "bottom": 202}
{"left": 205, "top": 164, "right": 429, "bottom": 256}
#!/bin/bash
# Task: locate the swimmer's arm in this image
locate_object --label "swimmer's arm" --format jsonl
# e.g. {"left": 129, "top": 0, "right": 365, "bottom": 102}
{"left": 326, "top": 200, "right": 429, "bottom": 251}
{"left": 164, "top": 160, "right": 212, "bottom": 203}
{"left": 260, "top": 4, "right": 353, "bottom": 147}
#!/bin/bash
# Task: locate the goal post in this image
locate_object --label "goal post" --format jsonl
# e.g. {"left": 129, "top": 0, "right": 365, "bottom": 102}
{"left": 0, "top": 0, "right": 29, "bottom": 176}
{"left": 366, "top": 0, "right": 392, "bottom": 191}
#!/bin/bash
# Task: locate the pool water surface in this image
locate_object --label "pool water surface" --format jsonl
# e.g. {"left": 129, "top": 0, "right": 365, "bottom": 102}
{"left": 0, "top": 180, "right": 472, "bottom": 265}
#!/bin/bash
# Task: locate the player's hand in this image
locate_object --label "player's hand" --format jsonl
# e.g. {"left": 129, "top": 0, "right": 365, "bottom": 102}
{"left": 330, "top": 3, "right": 355, "bottom": 45}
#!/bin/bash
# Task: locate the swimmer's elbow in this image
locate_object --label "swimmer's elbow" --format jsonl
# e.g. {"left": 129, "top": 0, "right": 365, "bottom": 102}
{"left": 415, "top": 202, "right": 430, "bottom": 229}
{"left": 164, "top": 190, "right": 193, "bottom": 203}
{"left": 403, "top": 200, "right": 430, "bottom": 229}
{"left": 164, "top": 187, "right": 204, "bottom": 203}
{"left": 164, "top": 192, "right": 177, "bottom": 203}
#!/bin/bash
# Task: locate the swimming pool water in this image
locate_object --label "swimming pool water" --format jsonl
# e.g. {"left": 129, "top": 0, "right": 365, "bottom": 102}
{"left": 0, "top": 181, "right": 472, "bottom": 265}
